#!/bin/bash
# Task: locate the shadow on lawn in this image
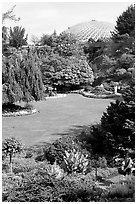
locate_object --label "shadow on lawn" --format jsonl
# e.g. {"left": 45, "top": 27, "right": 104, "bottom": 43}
{"left": 30, "top": 124, "right": 92, "bottom": 149}
{"left": 51, "top": 124, "right": 91, "bottom": 138}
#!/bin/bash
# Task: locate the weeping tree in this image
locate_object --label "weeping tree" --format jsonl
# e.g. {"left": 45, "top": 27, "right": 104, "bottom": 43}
{"left": 2, "top": 49, "right": 44, "bottom": 105}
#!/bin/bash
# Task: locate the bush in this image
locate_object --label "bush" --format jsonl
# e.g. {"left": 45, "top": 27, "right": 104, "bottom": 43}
{"left": 42, "top": 136, "right": 90, "bottom": 167}
{"left": 63, "top": 148, "right": 89, "bottom": 174}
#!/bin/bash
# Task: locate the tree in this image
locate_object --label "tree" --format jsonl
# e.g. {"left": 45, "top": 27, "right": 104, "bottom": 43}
{"left": 55, "top": 32, "right": 83, "bottom": 57}
{"left": 2, "top": 137, "right": 23, "bottom": 173}
{"left": 100, "top": 84, "right": 135, "bottom": 155}
{"left": 2, "top": 49, "right": 44, "bottom": 104}
{"left": 31, "top": 34, "right": 40, "bottom": 45}
{"left": 39, "top": 51, "right": 94, "bottom": 92}
{"left": 2, "top": 5, "right": 20, "bottom": 53}
{"left": 9, "top": 26, "right": 28, "bottom": 49}
{"left": 2, "top": 5, "right": 20, "bottom": 24}
{"left": 37, "top": 32, "right": 94, "bottom": 91}
{"left": 40, "top": 31, "right": 58, "bottom": 47}
{"left": 113, "top": 4, "right": 135, "bottom": 37}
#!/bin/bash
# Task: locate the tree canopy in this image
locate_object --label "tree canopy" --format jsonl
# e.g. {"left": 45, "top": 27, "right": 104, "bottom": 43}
{"left": 9, "top": 26, "right": 28, "bottom": 49}
{"left": 113, "top": 4, "right": 135, "bottom": 37}
{"left": 38, "top": 33, "right": 94, "bottom": 91}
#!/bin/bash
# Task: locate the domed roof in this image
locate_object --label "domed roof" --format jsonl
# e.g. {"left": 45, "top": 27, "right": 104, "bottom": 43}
{"left": 64, "top": 20, "right": 115, "bottom": 42}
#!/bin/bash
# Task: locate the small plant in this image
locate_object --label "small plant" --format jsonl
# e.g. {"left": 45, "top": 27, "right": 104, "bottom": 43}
{"left": 47, "top": 161, "right": 65, "bottom": 179}
{"left": 2, "top": 137, "right": 23, "bottom": 173}
{"left": 63, "top": 148, "right": 89, "bottom": 174}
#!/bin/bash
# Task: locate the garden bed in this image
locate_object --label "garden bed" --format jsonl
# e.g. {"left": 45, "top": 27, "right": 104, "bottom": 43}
{"left": 70, "top": 90, "right": 122, "bottom": 99}
{"left": 2, "top": 108, "right": 37, "bottom": 117}
{"left": 2, "top": 103, "right": 37, "bottom": 117}
{"left": 81, "top": 91, "right": 122, "bottom": 99}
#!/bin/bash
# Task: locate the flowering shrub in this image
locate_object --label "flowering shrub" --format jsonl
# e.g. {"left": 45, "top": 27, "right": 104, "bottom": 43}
{"left": 63, "top": 149, "right": 89, "bottom": 174}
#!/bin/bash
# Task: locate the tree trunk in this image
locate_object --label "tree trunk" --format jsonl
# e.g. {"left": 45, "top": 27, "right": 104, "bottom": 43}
{"left": 9, "top": 153, "right": 12, "bottom": 173}
{"left": 95, "top": 167, "right": 98, "bottom": 180}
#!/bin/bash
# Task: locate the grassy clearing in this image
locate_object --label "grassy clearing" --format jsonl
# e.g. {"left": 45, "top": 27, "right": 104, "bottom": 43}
{"left": 2, "top": 94, "right": 112, "bottom": 146}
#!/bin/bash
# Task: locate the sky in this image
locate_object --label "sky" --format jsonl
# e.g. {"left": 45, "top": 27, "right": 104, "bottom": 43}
{"left": 2, "top": 1, "right": 134, "bottom": 43}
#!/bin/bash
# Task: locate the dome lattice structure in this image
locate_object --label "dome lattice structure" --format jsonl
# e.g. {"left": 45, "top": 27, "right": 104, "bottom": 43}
{"left": 64, "top": 20, "right": 115, "bottom": 42}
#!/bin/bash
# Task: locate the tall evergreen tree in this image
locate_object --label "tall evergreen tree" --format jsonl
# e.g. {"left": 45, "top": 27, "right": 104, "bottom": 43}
{"left": 113, "top": 4, "right": 135, "bottom": 38}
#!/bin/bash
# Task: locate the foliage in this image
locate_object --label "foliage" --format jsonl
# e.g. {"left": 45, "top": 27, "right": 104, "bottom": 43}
{"left": 113, "top": 4, "right": 135, "bottom": 37}
{"left": 2, "top": 49, "right": 44, "bottom": 104}
{"left": 2, "top": 137, "right": 23, "bottom": 173}
{"left": 40, "top": 52, "right": 94, "bottom": 91}
{"left": 2, "top": 5, "right": 20, "bottom": 24}
{"left": 38, "top": 32, "right": 94, "bottom": 91}
{"left": 37, "top": 136, "right": 90, "bottom": 173}
{"left": 3, "top": 157, "right": 37, "bottom": 174}
{"left": 9, "top": 26, "right": 28, "bottom": 49}
{"left": 2, "top": 137, "right": 23, "bottom": 159}
{"left": 84, "top": 85, "right": 112, "bottom": 95}
{"left": 40, "top": 30, "right": 58, "bottom": 47}
{"left": 47, "top": 161, "right": 65, "bottom": 179}
{"left": 83, "top": 4, "right": 135, "bottom": 88}
{"left": 107, "top": 175, "right": 135, "bottom": 201}
{"left": 2, "top": 5, "right": 20, "bottom": 54}
{"left": 63, "top": 149, "right": 89, "bottom": 174}
{"left": 89, "top": 84, "right": 135, "bottom": 156}
{"left": 2, "top": 167, "right": 55, "bottom": 202}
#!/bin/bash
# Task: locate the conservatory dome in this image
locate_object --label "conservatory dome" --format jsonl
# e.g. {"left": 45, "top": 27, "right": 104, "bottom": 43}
{"left": 64, "top": 20, "right": 115, "bottom": 42}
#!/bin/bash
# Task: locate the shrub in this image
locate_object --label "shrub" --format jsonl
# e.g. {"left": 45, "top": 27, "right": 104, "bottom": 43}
{"left": 43, "top": 136, "right": 90, "bottom": 166}
{"left": 63, "top": 148, "right": 89, "bottom": 174}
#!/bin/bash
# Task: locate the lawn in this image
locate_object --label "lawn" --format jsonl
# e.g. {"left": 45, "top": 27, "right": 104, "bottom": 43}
{"left": 2, "top": 94, "right": 113, "bottom": 146}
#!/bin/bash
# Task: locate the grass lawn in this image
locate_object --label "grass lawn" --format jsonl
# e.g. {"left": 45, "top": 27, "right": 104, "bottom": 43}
{"left": 2, "top": 94, "right": 113, "bottom": 146}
